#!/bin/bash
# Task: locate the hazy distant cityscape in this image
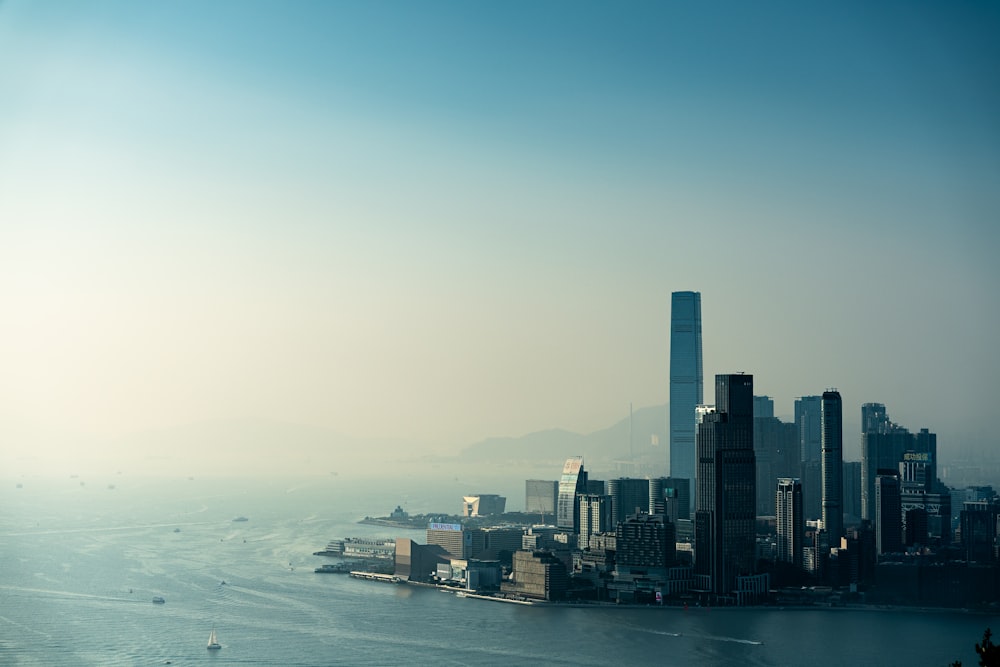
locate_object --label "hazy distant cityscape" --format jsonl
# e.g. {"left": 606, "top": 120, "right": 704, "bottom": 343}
{"left": 2, "top": 1, "right": 998, "bottom": 663}
{"left": 307, "top": 292, "right": 1000, "bottom": 611}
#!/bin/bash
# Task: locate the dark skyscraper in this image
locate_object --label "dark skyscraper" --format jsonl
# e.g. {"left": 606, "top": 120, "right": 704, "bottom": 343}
{"left": 649, "top": 477, "right": 690, "bottom": 522}
{"left": 607, "top": 478, "right": 650, "bottom": 527}
{"left": 861, "top": 404, "right": 938, "bottom": 524}
{"left": 821, "top": 390, "right": 843, "bottom": 541}
{"left": 669, "top": 291, "right": 703, "bottom": 489}
{"left": 843, "top": 461, "right": 862, "bottom": 522}
{"left": 876, "top": 473, "right": 903, "bottom": 555}
{"left": 862, "top": 402, "right": 889, "bottom": 435}
{"left": 695, "top": 374, "right": 756, "bottom": 596}
{"left": 753, "top": 401, "right": 799, "bottom": 517}
{"left": 794, "top": 396, "right": 822, "bottom": 464}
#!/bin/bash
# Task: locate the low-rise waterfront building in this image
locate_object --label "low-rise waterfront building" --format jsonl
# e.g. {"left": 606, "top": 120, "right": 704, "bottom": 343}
{"left": 394, "top": 538, "right": 450, "bottom": 583}
{"left": 503, "top": 550, "right": 568, "bottom": 601}
{"left": 435, "top": 559, "right": 503, "bottom": 591}
{"left": 462, "top": 494, "right": 506, "bottom": 517}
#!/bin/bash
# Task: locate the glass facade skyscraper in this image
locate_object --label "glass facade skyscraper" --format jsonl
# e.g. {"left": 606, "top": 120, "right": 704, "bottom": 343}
{"left": 557, "top": 456, "right": 588, "bottom": 532}
{"left": 821, "top": 390, "right": 843, "bottom": 541}
{"left": 669, "top": 291, "right": 702, "bottom": 489}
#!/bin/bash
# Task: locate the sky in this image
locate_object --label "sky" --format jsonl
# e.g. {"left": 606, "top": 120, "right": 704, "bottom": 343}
{"left": 1, "top": 1, "right": 998, "bottom": 476}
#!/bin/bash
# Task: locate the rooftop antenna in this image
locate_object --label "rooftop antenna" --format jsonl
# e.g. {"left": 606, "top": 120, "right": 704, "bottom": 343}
{"left": 629, "top": 402, "right": 633, "bottom": 464}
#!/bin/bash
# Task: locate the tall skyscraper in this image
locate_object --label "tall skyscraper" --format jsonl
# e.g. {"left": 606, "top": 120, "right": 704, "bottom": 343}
{"left": 862, "top": 402, "right": 889, "bottom": 435}
{"left": 578, "top": 493, "right": 613, "bottom": 550}
{"left": 861, "top": 404, "right": 939, "bottom": 523}
{"left": 557, "top": 456, "right": 588, "bottom": 532}
{"left": 794, "top": 396, "right": 823, "bottom": 464}
{"left": 776, "top": 478, "right": 803, "bottom": 568}
{"left": 753, "top": 395, "right": 774, "bottom": 419}
{"left": 914, "top": 428, "right": 938, "bottom": 491}
{"left": 821, "top": 390, "right": 843, "bottom": 541}
{"left": 753, "top": 403, "right": 799, "bottom": 517}
{"left": 669, "top": 291, "right": 703, "bottom": 489}
{"left": 875, "top": 473, "right": 903, "bottom": 555}
{"left": 695, "top": 373, "right": 756, "bottom": 596}
{"left": 843, "top": 461, "right": 862, "bottom": 522}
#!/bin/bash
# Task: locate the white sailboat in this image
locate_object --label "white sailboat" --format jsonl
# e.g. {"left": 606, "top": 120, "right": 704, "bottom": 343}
{"left": 207, "top": 627, "right": 222, "bottom": 650}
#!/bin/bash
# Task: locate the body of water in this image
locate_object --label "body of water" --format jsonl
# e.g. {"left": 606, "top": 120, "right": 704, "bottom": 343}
{"left": 1, "top": 476, "right": 994, "bottom": 666}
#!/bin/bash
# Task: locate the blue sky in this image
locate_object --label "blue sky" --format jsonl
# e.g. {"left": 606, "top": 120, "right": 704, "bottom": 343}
{"left": 1, "top": 1, "right": 998, "bottom": 472}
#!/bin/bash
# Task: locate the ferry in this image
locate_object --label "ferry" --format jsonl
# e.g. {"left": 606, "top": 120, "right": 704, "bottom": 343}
{"left": 314, "top": 562, "right": 352, "bottom": 574}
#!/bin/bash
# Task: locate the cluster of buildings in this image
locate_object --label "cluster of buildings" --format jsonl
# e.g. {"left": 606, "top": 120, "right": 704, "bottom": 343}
{"left": 358, "top": 291, "right": 999, "bottom": 607}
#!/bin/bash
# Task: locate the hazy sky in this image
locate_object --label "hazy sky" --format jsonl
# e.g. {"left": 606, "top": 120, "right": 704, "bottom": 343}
{"left": 1, "top": 1, "right": 998, "bottom": 472}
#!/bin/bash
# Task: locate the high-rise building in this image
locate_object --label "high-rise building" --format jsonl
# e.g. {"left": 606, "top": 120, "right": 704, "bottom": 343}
{"left": 557, "top": 457, "right": 588, "bottom": 532}
{"left": 960, "top": 499, "right": 1000, "bottom": 563}
{"left": 914, "top": 429, "right": 938, "bottom": 490}
{"left": 794, "top": 396, "right": 822, "bottom": 464}
{"left": 607, "top": 477, "right": 650, "bottom": 527}
{"left": 862, "top": 425, "right": 911, "bottom": 522}
{"left": 578, "top": 493, "right": 613, "bottom": 550}
{"left": 899, "top": 450, "right": 951, "bottom": 545}
{"left": 801, "top": 460, "right": 822, "bottom": 520}
{"left": 616, "top": 512, "right": 675, "bottom": 569}
{"left": 649, "top": 477, "right": 691, "bottom": 522}
{"left": 821, "top": 390, "right": 843, "bottom": 541}
{"left": 862, "top": 402, "right": 889, "bottom": 435}
{"left": 753, "top": 395, "right": 774, "bottom": 419}
{"left": 695, "top": 374, "right": 756, "bottom": 596}
{"left": 861, "top": 404, "right": 938, "bottom": 523}
{"left": 754, "top": 411, "right": 799, "bottom": 516}
{"left": 776, "top": 478, "right": 803, "bottom": 568}
{"left": 426, "top": 522, "right": 466, "bottom": 558}
{"left": 843, "top": 461, "right": 862, "bottom": 523}
{"left": 525, "top": 480, "right": 558, "bottom": 519}
{"left": 669, "top": 291, "right": 703, "bottom": 489}
{"left": 875, "top": 473, "right": 903, "bottom": 556}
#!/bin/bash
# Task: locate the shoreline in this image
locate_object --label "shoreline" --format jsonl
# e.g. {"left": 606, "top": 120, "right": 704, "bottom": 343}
{"left": 392, "top": 581, "right": 997, "bottom": 615}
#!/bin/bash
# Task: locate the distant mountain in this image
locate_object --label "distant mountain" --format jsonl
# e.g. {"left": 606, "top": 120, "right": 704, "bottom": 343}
{"left": 3, "top": 407, "right": 670, "bottom": 482}
{"left": 58, "top": 419, "right": 426, "bottom": 479}
{"left": 459, "top": 404, "right": 668, "bottom": 474}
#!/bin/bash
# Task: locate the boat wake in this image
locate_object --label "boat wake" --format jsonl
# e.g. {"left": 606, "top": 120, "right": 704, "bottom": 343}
{"left": 698, "top": 634, "right": 763, "bottom": 645}
{"left": 637, "top": 628, "right": 683, "bottom": 637}
{"left": 634, "top": 626, "right": 762, "bottom": 645}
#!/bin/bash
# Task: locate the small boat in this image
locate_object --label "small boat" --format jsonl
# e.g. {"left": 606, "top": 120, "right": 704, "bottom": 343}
{"left": 152, "top": 596, "right": 165, "bottom": 604}
{"left": 232, "top": 516, "right": 248, "bottom": 522}
{"left": 207, "top": 627, "right": 222, "bottom": 650}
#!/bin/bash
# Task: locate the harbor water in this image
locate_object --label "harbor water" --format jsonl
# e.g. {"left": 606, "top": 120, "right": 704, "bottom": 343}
{"left": 1, "top": 476, "right": 994, "bottom": 666}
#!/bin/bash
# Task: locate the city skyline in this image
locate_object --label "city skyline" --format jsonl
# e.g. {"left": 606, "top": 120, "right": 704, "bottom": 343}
{"left": 1, "top": 2, "right": 998, "bottom": 477}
